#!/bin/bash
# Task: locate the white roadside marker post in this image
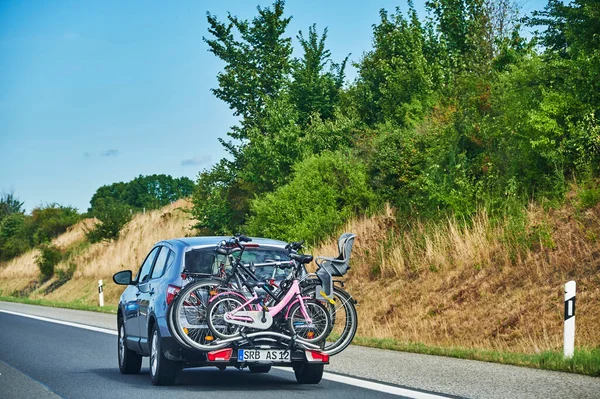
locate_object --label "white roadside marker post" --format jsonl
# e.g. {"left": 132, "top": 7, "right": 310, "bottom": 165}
{"left": 564, "top": 280, "right": 576, "bottom": 359}
{"left": 98, "top": 279, "right": 104, "bottom": 307}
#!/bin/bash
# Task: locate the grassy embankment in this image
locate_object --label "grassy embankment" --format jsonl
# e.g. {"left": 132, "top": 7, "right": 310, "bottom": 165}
{"left": 1, "top": 197, "right": 599, "bottom": 376}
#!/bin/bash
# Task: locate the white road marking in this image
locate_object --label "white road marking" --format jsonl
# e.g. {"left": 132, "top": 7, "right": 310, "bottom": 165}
{"left": 276, "top": 366, "right": 450, "bottom": 398}
{"left": 0, "top": 309, "right": 117, "bottom": 335}
{"left": 1, "top": 308, "right": 451, "bottom": 398}
{"left": 320, "top": 371, "right": 451, "bottom": 399}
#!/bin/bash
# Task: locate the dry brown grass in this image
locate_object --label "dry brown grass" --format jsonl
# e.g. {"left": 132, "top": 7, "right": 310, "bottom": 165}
{"left": 313, "top": 201, "right": 600, "bottom": 354}
{"left": 69, "top": 199, "right": 194, "bottom": 278}
{"left": 0, "top": 218, "right": 97, "bottom": 279}
{"left": 2, "top": 196, "right": 599, "bottom": 356}
{"left": 0, "top": 199, "right": 194, "bottom": 302}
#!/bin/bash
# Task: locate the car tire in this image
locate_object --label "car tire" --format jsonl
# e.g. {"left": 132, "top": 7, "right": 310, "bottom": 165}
{"left": 118, "top": 318, "right": 142, "bottom": 374}
{"left": 293, "top": 363, "right": 323, "bottom": 384}
{"left": 149, "top": 324, "right": 180, "bottom": 386}
{"left": 248, "top": 365, "right": 271, "bottom": 373}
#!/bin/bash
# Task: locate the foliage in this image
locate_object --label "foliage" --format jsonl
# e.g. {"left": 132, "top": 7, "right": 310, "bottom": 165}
{"left": 88, "top": 174, "right": 194, "bottom": 214}
{"left": 245, "top": 152, "right": 376, "bottom": 244}
{"left": 575, "top": 177, "right": 600, "bottom": 211}
{"left": 352, "top": 4, "right": 439, "bottom": 126}
{"left": 204, "top": 0, "right": 292, "bottom": 145}
{"left": 0, "top": 212, "right": 31, "bottom": 261}
{"left": 0, "top": 192, "right": 29, "bottom": 260}
{"left": 36, "top": 244, "right": 63, "bottom": 280}
{"left": 0, "top": 191, "right": 24, "bottom": 222}
{"left": 29, "top": 204, "right": 80, "bottom": 245}
{"left": 0, "top": 194, "right": 80, "bottom": 262}
{"left": 86, "top": 198, "right": 133, "bottom": 242}
{"left": 189, "top": 0, "right": 600, "bottom": 246}
{"left": 528, "top": 0, "right": 600, "bottom": 57}
{"left": 290, "top": 24, "right": 348, "bottom": 127}
{"left": 191, "top": 159, "right": 244, "bottom": 235}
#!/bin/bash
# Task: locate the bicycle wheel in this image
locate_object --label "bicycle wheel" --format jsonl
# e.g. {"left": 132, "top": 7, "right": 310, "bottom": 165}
{"left": 171, "top": 279, "right": 228, "bottom": 351}
{"left": 287, "top": 299, "right": 331, "bottom": 343}
{"left": 302, "top": 283, "right": 358, "bottom": 355}
{"left": 207, "top": 294, "right": 248, "bottom": 340}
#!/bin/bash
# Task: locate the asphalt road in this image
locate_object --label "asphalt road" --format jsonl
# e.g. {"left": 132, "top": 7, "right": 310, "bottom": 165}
{"left": 0, "top": 310, "right": 447, "bottom": 399}
{"left": 1, "top": 302, "right": 599, "bottom": 399}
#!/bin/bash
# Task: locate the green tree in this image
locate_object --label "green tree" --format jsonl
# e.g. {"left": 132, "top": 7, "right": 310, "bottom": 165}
{"left": 0, "top": 191, "right": 24, "bottom": 222}
{"left": 87, "top": 198, "right": 133, "bottom": 242}
{"left": 192, "top": 159, "right": 244, "bottom": 235}
{"left": 352, "top": 3, "right": 439, "bottom": 126}
{"left": 29, "top": 204, "right": 80, "bottom": 245}
{"left": 426, "top": 0, "right": 491, "bottom": 74}
{"left": 36, "top": 244, "right": 63, "bottom": 280}
{"left": 528, "top": 0, "right": 600, "bottom": 57}
{"left": 290, "top": 24, "right": 348, "bottom": 127}
{"left": 205, "top": 0, "right": 292, "bottom": 150}
{"left": 194, "top": 1, "right": 297, "bottom": 234}
{"left": 0, "top": 212, "right": 31, "bottom": 261}
{"left": 245, "top": 152, "right": 376, "bottom": 243}
{"left": 88, "top": 174, "right": 194, "bottom": 214}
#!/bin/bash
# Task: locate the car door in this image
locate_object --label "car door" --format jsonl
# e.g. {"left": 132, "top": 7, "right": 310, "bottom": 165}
{"left": 137, "top": 246, "right": 169, "bottom": 352}
{"left": 129, "top": 246, "right": 160, "bottom": 348}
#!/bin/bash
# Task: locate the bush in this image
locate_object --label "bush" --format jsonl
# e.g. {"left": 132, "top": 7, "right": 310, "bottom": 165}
{"left": 245, "top": 152, "right": 376, "bottom": 244}
{"left": 86, "top": 198, "right": 133, "bottom": 242}
{"left": 36, "top": 244, "right": 63, "bottom": 280}
{"left": 0, "top": 213, "right": 31, "bottom": 261}
{"left": 30, "top": 204, "right": 80, "bottom": 245}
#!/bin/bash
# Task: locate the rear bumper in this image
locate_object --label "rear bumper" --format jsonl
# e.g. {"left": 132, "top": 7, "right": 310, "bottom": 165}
{"left": 162, "top": 337, "right": 329, "bottom": 368}
{"left": 161, "top": 336, "right": 207, "bottom": 362}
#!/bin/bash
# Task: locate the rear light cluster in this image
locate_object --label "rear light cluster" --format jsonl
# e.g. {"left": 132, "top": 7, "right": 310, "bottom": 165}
{"left": 305, "top": 350, "right": 329, "bottom": 363}
{"left": 166, "top": 284, "right": 181, "bottom": 306}
{"left": 206, "top": 348, "right": 328, "bottom": 363}
{"left": 207, "top": 348, "right": 233, "bottom": 362}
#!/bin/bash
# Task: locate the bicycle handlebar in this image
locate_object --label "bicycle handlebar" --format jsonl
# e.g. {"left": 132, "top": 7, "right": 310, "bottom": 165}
{"left": 285, "top": 240, "right": 304, "bottom": 252}
{"left": 238, "top": 234, "right": 252, "bottom": 243}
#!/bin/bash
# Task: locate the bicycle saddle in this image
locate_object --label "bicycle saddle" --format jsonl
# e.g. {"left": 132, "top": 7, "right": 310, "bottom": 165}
{"left": 244, "top": 280, "right": 267, "bottom": 289}
{"left": 289, "top": 253, "right": 313, "bottom": 264}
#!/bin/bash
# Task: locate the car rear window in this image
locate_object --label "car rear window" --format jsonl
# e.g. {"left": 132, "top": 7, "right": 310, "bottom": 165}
{"left": 184, "top": 248, "right": 217, "bottom": 274}
{"left": 184, "top": 246, "right": 291, "bottom": 280}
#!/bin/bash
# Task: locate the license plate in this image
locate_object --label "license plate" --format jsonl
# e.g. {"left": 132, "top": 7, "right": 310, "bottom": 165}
{"left": 237, "top": 349, "right": 291, "bottom": 363}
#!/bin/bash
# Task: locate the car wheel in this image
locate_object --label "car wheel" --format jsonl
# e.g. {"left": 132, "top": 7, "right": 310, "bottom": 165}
{"left": 293, "top": 363, "right": 323, "bottom": 384}
{"left": 248, "top": 365, "right": 271, "bottom": 373}
{"left": 149, "top": 324, "right": 180, "bottom": 385}
{"left": 118, "top": 318, "right": 142, "bottom": 374}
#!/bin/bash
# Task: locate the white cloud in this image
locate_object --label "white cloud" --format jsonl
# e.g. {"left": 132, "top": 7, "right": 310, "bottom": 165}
{"left": 101, "top": 149, "right": 119, "bottom": 157}
{"left": 181, "top": 155, "right": 211, "bottom": 166}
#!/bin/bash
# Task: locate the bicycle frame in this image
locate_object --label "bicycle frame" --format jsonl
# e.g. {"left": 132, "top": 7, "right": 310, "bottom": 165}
{"left": 210, "top": 279, "right": 312, "bottom": 330}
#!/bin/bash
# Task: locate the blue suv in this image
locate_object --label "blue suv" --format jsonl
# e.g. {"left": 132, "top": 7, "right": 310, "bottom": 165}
{"left": 113, "top": 236, "right": 329, "bottom": 385}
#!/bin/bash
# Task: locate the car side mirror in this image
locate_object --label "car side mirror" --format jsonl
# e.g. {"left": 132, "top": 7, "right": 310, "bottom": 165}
{"left": 113, "top": 270, "right": 133, "bottom": 285}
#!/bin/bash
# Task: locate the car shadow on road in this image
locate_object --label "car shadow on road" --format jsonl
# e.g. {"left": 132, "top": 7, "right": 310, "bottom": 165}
{"left": 90, "top": 367, "right": 320, "bottom": 392}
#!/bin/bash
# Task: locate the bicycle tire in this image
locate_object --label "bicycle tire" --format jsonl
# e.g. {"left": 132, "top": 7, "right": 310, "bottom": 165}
{"left": 287, "top": 299, "right": 332, "bottom": 343}
{"left": 206, "top": 294, "right": 249, "bottom": 340}
{"left": 301, "top": 282, "right": 358, "bottom": 355}
{"left": 171, "top": 279, "right": 229, "bottom": 351}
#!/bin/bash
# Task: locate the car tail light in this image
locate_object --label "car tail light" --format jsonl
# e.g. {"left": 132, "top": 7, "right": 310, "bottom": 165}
{"left": 166, "top": 285, "right": 181, "bottom": 306}
{"left": 305, "top": 350, "right": 329, "bottom": 363}
{"left": 207, "top": 348, "right": 233, "bottom": 362}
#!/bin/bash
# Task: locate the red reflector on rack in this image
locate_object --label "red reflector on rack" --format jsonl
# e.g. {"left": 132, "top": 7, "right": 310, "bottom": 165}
{"left": 244, "top": 243, "right": 259, "bottom": 248}
{"left": 207, "top": 348, "right": 233, "bottom": 362}
{"left": 305, "top": 350, "right": 329, "bottom": 363}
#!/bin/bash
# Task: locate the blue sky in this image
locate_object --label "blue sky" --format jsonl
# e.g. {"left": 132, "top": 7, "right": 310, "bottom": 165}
{"left": 0, "top": 0, "right": 547, "bottom": 213}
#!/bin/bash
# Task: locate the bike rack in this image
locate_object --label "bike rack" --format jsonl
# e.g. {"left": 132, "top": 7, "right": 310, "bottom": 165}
{"left": 214, "top": 331, "right": 322, "bottom": 350}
